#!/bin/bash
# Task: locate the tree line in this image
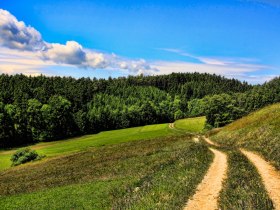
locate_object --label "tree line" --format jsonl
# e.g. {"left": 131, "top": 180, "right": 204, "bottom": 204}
{"left": 1, "top": 72, "right": 276, "bottom": 148}
{"left": 187, "top": 77, "right": 280, "bottom": 127}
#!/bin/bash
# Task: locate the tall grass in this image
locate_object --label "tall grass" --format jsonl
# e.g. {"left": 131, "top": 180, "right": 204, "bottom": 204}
{"left": 0, "top": 117, "right": 206, "bottom": 171}
{"left": 0, "top": 123, "right": 176, "bottom": 171}
{"left": 0, "top": 135, "right": 213, "bottom": 209}
{"left": 219, "top": 150, "right": 274, "bottom": 210}
{"left": 212, "top": 103, "right": 280, "bottom": 169}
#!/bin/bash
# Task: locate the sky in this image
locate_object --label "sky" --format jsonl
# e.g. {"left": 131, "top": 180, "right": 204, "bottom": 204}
{"left": 0, "top": 0, "right": 280, "bottom": 83}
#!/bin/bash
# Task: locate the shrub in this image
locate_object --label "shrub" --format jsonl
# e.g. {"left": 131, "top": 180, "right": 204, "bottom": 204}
{"left": 10, "top": 148, "right": 44, "bottom": 166}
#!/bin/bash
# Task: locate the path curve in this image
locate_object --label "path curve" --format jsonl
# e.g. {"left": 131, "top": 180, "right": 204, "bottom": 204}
{"left": 241, "top": 149, "right": 280, "bottom": 210}
{"left": 184, "top": 148, "right": 227, "bottom": 210}
{"left": 204, "top": 137, "right": 220, "bottom": 147}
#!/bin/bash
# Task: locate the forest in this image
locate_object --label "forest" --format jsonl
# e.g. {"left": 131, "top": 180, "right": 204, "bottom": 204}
{"left": 0, "top": 72, "right": 279, "bottom": 147}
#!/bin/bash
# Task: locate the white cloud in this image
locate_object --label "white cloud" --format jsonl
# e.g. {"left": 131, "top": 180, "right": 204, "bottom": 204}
{"left": 42, "top": 41, "right": 86, "bottom": 65}
{"left": 0, "top": 47, "right": 54, "bottom": 76}
{"left": 0, "top": 9, "right": 277, "bottom": 83}
{"left": 156, "top": 48, "right": 277, "bottom": 83}
{"left": 235, "top": 74, "right": 277, "bottom": 84}
{"left": 0, "top": 9, "right": 157, "bottom": 75}
{"left": 0, "top": 9, "right": 46, "bottom": 51}
{"left": 151, "top": 60, "right": 274, "bottom": 84}
{"left": 86, "top": 51, "right": 109, "bottom": 69}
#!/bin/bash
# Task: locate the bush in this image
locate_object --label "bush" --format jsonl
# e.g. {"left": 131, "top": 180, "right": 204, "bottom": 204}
{"left": 10, "top": 148, "right": 44, "bottom": 166}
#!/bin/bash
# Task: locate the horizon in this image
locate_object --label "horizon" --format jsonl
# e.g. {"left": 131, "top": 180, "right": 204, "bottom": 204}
{"left": 0, "top": 0, "right": 280, "bottom": 84}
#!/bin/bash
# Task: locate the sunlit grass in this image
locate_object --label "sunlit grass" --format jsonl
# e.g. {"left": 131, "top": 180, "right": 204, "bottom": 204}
{"left": 174, "top": 116, "right": 206, "bottom": 132}
{"left": 0, "top": 117, "right": 205, "bottom": 171}
{"left": 0, "top": 123, "right": 173, "bottom": 170}
{"left": 212, "top": 103, "right": 280, "bottom": 169}
{"left": 0, "top": 135, "right": 213, "bottom": 210}
{"left": 219, "top": 150, "right": 273, "bottom": 210}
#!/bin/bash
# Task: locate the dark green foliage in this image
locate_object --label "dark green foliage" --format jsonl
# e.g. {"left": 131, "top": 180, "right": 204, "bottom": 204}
{"left": 201, "top": 77, "right": 280, "bottom": 127}
{"left": 10, "top": 148, "right": 43, "bottom": 166}
{"left": 187, "top": 98, "right": 205, "bottom": 117}
{"left": 0, "top": 73, "right": 251, "bottom": 148}
{"left": 203, "top": 94, "right": 246, "bottom": 127}
{"left": 0, "top": 72, "right": 279, "bottom": 147}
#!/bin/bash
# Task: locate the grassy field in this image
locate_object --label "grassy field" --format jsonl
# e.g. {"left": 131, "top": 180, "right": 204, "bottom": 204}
{"left": 174, "top": 116, "right": 206, "bottom": 132}
{"left": 0, "top": 117, "right": 205, "bottom": 171}
{"left": 211, "top": 103, "right": 280, "bottom": 169}
{"left": 219, "top": 150, "right": 274, "bottom": 210}
{"left": 0, "top": 135, "right": 213, "bottom": 210}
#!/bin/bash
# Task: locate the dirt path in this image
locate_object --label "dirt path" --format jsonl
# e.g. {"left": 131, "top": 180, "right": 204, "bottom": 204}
{"left": 204, "top": 137, "right": 220, "bottom": 147}
{"left": 241, "top": 149, "right": 280, "bottom": 210}
{"left": 169, "top": 123, "right": 174, "bottom": 129}
{"left": 184, "top": 148, "right": 227, "bottom": 210}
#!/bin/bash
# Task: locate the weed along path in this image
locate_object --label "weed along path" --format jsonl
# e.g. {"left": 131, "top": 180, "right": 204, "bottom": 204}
{"left": 241, "top": 149, "right": 280, "bottom": 209}
{"left": 184, "top": 147, "right": 228, "bottom": 210}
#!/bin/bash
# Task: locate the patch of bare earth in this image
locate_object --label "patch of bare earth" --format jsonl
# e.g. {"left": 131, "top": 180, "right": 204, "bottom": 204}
{"left": 193, "top": 137, "right": 199, "bottom": 143}
{"left": 169, "top": 123, "right": 174, "bottom": 129}
{"left": 241, "top": 149, "right": 280, "bottom": 210}
{"left": 204, "top": 137, "right": 220, "bottom": 147}
{"left": 184, "top": 148, "right": 227, "bottom": 210}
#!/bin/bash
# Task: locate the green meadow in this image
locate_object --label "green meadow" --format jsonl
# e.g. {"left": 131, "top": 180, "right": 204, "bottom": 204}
{"left": 0, "top": 117, "right": 210, "bottom": 210}
{"left": 212, "top": 103, "right": 280, "bottom": 169}
{"left": 0, "top": 117, "right": 205, "bottom": 170}
{"left": 174, "top": 116, "right": 206, "bottom": 132}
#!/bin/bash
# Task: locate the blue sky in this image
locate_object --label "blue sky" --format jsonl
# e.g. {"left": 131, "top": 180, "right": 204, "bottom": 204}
{"left": 0, "top": 0, "right": 280, "bottom": 83}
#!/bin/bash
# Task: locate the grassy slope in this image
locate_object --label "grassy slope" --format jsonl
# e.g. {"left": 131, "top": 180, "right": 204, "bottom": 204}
{"left": 174, "top": 116, "right": 206, "bottom": 132}
{"left": 0, "top": 135, "right": 213, "bottom": 210}
{"left": 0, "top": 117, "right": 205, "bottom": 171}
{"left": 219, "top": 150, "right": 273, "bottom": 210}
{"left": 212, "top": 103, "right": 280, "bottom": 169}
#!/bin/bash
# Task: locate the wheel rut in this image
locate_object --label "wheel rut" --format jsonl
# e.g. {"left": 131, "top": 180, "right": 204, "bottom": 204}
{"left": 241, "top": 149, "right": 280, "bottom": 210}
{"left": 184, "top": 145, "right": 227, "bottom": 210}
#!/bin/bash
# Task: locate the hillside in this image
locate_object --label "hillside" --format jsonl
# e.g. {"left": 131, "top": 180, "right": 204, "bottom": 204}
{"left": 211, "top": 103, "right": 280, "bottom": 169}
{"left": 1, "top": 111, "right": 279, "bottom": 209}
{"left": 0, "top": 117, "right": 206, "bottom": 171}
{"left": 0, "top": 118, "right": 211, "bottom": 210}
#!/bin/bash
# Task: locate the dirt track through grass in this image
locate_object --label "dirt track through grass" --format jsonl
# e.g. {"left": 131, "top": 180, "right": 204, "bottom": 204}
{"left": 241, "top": 149, "right": 280, "bottom": 209}
{"left": 207, "top": 136, "right": 276, "bottom": 209}
{"left": 184, "top": 147, "right": 227, "bottom": 210}
{"left": 204, "top": 137, "right": 220, "bottom": 147}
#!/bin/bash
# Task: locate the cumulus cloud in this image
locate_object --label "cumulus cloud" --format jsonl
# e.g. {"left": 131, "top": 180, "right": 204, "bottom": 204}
{"left": 114, "top": 58, "right": 158, "bottom": 75}
{"left": 0, "top": 9, "right": 157, "bottom": 75}
{"left": 0, "top": 9, "right": 46, "bottom": 51}
{"left": 0, "top": 9, "right": 275, "bottom": 83}
{"left": 86, "top": 51, "right": 110, "bottom": 69}
{"left": 42, "top": 41, "right": 86, "bottom": 65}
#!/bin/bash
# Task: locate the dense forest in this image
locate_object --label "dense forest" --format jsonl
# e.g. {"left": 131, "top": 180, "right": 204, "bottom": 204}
{"left": 0, "top": 72, "right": 279, "bottom": 148}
